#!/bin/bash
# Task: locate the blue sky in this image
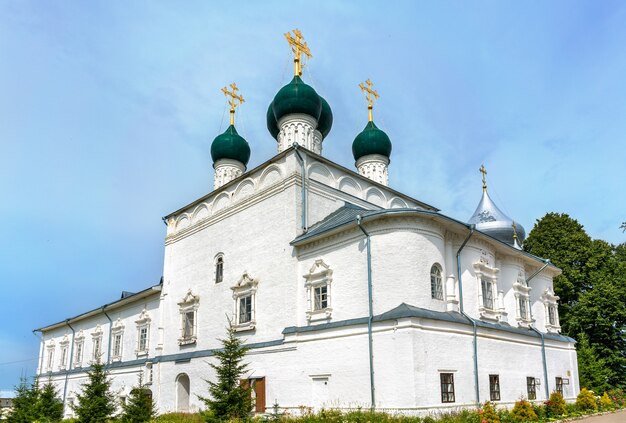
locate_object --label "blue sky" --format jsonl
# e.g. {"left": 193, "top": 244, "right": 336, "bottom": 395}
{"left": 1, "top": 1, "right": 625, "bottom": 389}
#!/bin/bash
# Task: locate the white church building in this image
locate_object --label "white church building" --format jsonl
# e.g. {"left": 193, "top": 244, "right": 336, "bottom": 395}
{"left": 35, "top": 31, "right": 579, "bottom": 418}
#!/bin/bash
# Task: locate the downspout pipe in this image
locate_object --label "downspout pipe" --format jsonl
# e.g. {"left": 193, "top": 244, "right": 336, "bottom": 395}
{"left": 32, "top": 330, "right": 44, "bottom": 381}
{"left": 63, "top": 320, "right": 76, "bottom": 413}
{"left": 356, "top": 215, "right": 376, "bottom": 411}
{"left": 293, "top": 144, "right": 307, "bottom": 233}
{"left": 102, "top": 306, "right": 113, "bottom": 364}
{"left": 527, "top": 259, "right": 551, "bottom": 400}
{"left": 456, "top": 225, "right": 479, "bottom": 407}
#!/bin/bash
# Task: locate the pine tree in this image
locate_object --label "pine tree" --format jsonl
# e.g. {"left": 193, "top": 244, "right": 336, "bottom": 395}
{"left": 120, "top": 376, "right": 157, "bottom": 423}
{"left": 72, "top": 360, "right": 117, "bottom": 423}
{"left": 199, "top": 323, "right": 252, "bottom": 420}
{"left": 36, "top": 379, "right": 64, "bottom": 422}
{"left": 577, "top": 333, "right": 612, "bottom": 393}
{"left": 7, "top": 377, "right": 40, "bottom": 423}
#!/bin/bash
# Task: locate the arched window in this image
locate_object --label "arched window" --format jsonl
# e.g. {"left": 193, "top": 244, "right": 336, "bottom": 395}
{"left": 430, "top": 264, "right": 443, "bottom": 300}
{"left": 215, "top": 254, "right": 224, "bottom": 283}
{"left": 176, "top": 373, "right": 190, "bottom": 412}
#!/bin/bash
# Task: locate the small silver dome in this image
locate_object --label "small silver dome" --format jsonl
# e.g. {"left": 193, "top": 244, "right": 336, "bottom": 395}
{"left": 468, "top": 189, "right": 525, "bottom": 247}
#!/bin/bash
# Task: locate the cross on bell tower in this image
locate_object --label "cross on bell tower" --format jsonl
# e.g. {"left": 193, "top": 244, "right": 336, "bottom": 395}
{"left": 285, "top": 29, "right": 312, "bottom": 76}
{"left": 479, "top": 164, "right": 488, "bottom": 192}
{"left": 221, "top": 83, "right": 245, "bottom": 126}
{"left": 359, "top": 79, "right": 379, "bottom": 122}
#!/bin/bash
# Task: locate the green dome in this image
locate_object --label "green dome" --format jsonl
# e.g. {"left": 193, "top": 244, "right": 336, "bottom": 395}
{"left": 272, "top": 76, "right": 322, "bottom": 123}
{"left": 211, "top": 125, "right": 251, "bottom": 166}
{"left": 352, "top": 121, "right": 392, "bottom": 161}
{"left": 317, "top": 96, "right": 333, "bottom": 138}
{"left": 266, "top": 101, "right": 280, "bottom": 139}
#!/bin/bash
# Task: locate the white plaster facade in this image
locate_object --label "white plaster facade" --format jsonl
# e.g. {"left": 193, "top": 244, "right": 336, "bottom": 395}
{"left": 35, "top": 147, "right": 578, "bottom": 418}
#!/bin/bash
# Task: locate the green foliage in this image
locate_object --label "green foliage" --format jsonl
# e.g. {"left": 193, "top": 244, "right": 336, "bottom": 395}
{"left": 575, "top": 387, "right": 597, "bottom": 412}
{"left": 577, "top": 333, "right": 611, "bottom": 393}
{"left": 480, "top": 402, "right": 500, "bottom": 423}
{"left": 607, "top": 388, "right": 625, "bottom": 407}
{"left": 36, "top": 379, "right": 65, "bottom": 422}
{"left": 120, "top": 377, "right": 156, "bottom": 423}
{"left": 150, "top": 413, "right": 205, "bottom": 422}
{"left": 198, "top": 323, "right": 252, "bottom": 420}
{"left": 7, "top": 377, "right": 40, "bottom": 423}
{"left": 72, "top": 360, "right": 117, "bottom": 423}
{"left": 509, "top": 399, "right": 537, "bottom": 422}
{"left": 599, "top": 392, "right": 614, "bottom": 410}
{"left": 545, "top": 391, "right": 566, "bottom": 417}
{"left": 524, "top": 213, "right": 626, "bottom": 389}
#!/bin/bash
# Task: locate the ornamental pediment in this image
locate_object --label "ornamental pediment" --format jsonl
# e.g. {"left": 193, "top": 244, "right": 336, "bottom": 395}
{"left": 178, "top": 289, "right": 200, "bottom": 307}
{"left": 232, "top": 271, "right": 258, "bottom": 290}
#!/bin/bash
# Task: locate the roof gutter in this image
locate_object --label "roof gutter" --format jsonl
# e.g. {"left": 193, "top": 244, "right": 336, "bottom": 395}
{"left": 527, "top": 259, "right": 551, "bottom": 400}
{"left": 62, "top": 320, "right": 76, "bottom": 414}
{"left": 356, "top": 214, "right": 376, "bottom": 411}
{"left": 102, "top": 306, "right": 113, "bottom": 365}
{"left": 456, "top": 225, "right": 479, "bottom": 407}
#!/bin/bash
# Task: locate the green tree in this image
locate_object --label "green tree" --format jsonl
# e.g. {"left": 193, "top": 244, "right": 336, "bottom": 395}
{"left": 577, "top": 333, "right": 612, "bottom": 393}
{"left": 524, "top": 213, "right": 626, "bottom": 388}
{"left": 120, "top": 377, "right": 157, "bottom": 423}
{"left": 523, "top": 213, "right": 593, "bottom": 333}
{"left": 36, "top": 379, "right": 64, "bottom": 422}
{"left": 72, "top": 360, "right": 117, "bottom": 423}
{"left": 199, "top": 323, "right": 252, "bottom": 420}
{"left": 7, "top": 377, "right": 40, "bottom": 423}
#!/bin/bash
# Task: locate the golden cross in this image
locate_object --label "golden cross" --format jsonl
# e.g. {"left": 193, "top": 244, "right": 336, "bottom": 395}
{"left": 285, "top": 29, "right": 312, "bottom": 76}
{"left": 479, "top": 164, "right": 487, "bottom": 192}
{"left": 512, "top": 222, "right": 518, "bottom": 240}
{"left": 359, "top": 79, "right": 379, "bottom": 122}
{"left": 221, "top": 83, "right": 245, "bottom": 126}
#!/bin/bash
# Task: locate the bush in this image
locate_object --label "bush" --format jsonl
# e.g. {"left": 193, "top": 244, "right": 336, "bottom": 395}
{"left": 510, "top": 399, "right": 538, "bottom": 422}
{"left": 599, "top": 392, "right": 614, "bottom": 410}
{"left": 480, "top": 402, "right": 500, "bottom": 423}
{"left": 545, "top": 391, "right": 566, "bottom": 417}
{"left": 576, "top": 388, "right": 598, "bottom": 412}
{"left": 607, "top": 388, "right": 625, "bottom": 407}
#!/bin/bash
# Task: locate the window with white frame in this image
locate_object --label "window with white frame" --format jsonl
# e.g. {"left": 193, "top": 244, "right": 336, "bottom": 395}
{"left": 46, "top": 342, "right": 55, "bottom": 372}
{"left": 513, "top": 270, "right": 533, "bottom": 326}
{"left": 215, "top": 253, "right": 224, "bottom": 283}
{"left": 91, "top": 325, "right": 103, "bottom": 362}
{"left": 431, "top": 264, "right": 444, "bottom": 300}
{"left": 231, "top": 272, "right": 258, "bottom": 331}
{"left": 135, "top": 309, "right": 151, "bottom": 356}
{"left": 304, "top": 259, "right": 333, "bottom": 322}
{"left": 541, "top": 287, "right": 561, "bottom": 332}
{"left": 145, "top": 362, "right": 153, "bottom": 385}
{"left": 473, "top": 260, "right": 500, "bottom": 320}
{"left": 59, "top": 335, "right": 69, "bottom": 370}
{"left": 178, "top": 290, "right": 199, "bottom": 345}
{"left": 74, "top": 330, "right": 84, "bottom": 367}
{"left": 111, "top": 318, "right": 124, "bottom": 361}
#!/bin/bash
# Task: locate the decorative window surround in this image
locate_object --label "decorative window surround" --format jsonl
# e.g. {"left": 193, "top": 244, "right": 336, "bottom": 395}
{"left": 46, "top": 341, "right": 55, "bottom": 372}
{"left": 59, "top": 335, "right": 69, "bottom": 370}
{"left": 541, "top": 288, "right": 561, "bottom": 333}
{"left": 135, "top": 309, "right": 151, "bottom": 356}
{"left": 513, "top": 271, "right": 533, "bottom": 327}
{"left": 304, "top": 259, "right": 333, "bottom": 323}
{"left": 231, "top": 272, "right": 258, "bottom": 332}
{"left": 74, "top": 330, "right": 84, "bottom": 367}
{"left": 91, "top": 325, "right": 104, "bottom": 363}
{"left": 178, "top": 290, "right": 199, "bottom": 346}
{"left": 111, "top": 318, "right": 125, "bottom": 362}
{"left": 473, "top": 262, "right": 500, "bottom": 321}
